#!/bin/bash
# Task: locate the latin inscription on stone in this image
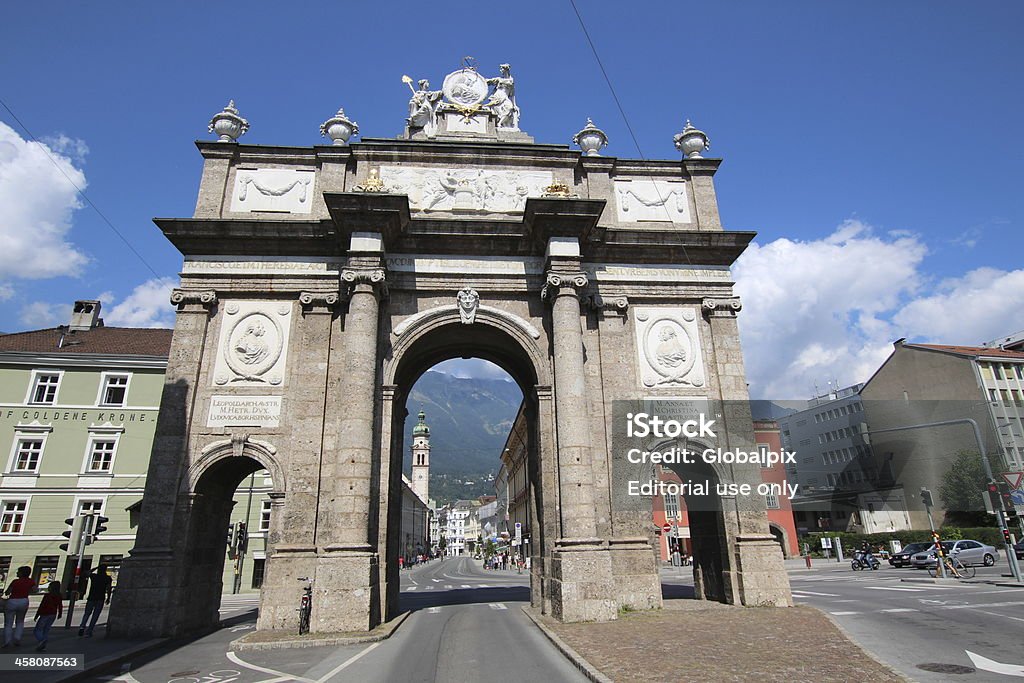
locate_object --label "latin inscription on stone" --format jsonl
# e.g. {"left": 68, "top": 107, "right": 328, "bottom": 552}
{"left": 207, "top": 395, "right": 283, "bottom": 428}
{"left": 184, "top": 256, "right": 340, "bottom": 275}
{"left": 634, "top": 307, "right": 706, "bottom": 388}
{"left": 614, "top": 179, "right": 691, "bottom": 223}
{"left": 230, "top": 169, "right": 316, "bottom": 214}
{"left": 379, "top": 166, "right": 552, "bottom": 214}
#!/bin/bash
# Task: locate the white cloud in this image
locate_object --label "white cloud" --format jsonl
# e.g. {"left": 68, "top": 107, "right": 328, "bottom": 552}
{"left": 430, "top": 358, "right": 513, "bottom": 381}
{"left": 893, "top": 268, "right": 1024, "bottom": 343}
{"left": 19, "top": 301, "right": 72, "bottom": 328}
{"left": 103, "top": 277, "right": 177, "bottom": 328}
{"left": 735, "top": 219, "right": 1024, "bottom": 400}
{"left": 734, "top": 220, "right": 926, "bottom": 399}
{"left": 0, "top": 122, "right": 90, "bottom": 290}
{"left": 0, "top": 283, "right": 13, "bottom": 301}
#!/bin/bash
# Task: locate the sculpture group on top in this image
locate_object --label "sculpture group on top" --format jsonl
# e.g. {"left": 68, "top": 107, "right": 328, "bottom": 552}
{"left": 403, "top": 61, "right": 520, "bottom": 138}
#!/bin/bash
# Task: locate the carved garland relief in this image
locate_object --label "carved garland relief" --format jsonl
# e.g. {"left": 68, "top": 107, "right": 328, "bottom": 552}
{"left": 614, "top": 179, "right": 692, "bottom": 224}
{"left": 212, "top": 301, "right": 293, "bottom": 386}
{"left": 379, "top": 166, "right": 552, "bottom": 214}
{"left": 634, "top": 307, "right": 705, "bottom": 388}
{"left": 230, "top": 168, "right": 316, "bottom": 214}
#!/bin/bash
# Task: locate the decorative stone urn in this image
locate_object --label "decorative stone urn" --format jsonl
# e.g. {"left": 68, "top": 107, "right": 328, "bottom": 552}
{"left": 572, "top": 118, "right": 608, "bottom": 156}
{"left": 319, "top": 107, "right": 359, "bottom": 145}
{"left": 673, "top": 119, "right": 710, "bottom": 159}
{"left": 208, "top": 100, "right": 249, "bottom": 142}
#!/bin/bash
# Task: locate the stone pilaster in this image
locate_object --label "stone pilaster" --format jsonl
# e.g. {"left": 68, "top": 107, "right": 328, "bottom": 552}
{"left": 108, "top": 289, "right": 218, "bottom": 638}
{"left": 543, "top": 240, "right": 617, "bottom": 623}
{"left": 312, "top": 242, "right": 386, "bottom": 632}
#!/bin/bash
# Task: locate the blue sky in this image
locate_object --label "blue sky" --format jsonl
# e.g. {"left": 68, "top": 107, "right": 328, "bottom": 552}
{"left": 2, "top": 2, "right": 1022, "bottom": 397}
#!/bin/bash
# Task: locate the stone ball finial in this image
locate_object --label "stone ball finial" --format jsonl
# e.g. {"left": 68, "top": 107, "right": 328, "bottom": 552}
{"left": 208, "top": 100, "right": 249, "bottom": 142}
{"left": 320, "top": 107, "right": 359, "bottom": 145}
{"left": 572, "top": 118, "right": 608, "bottom": 157}
{"left": 673, "top": 119, "right": 710, "bottom": 159}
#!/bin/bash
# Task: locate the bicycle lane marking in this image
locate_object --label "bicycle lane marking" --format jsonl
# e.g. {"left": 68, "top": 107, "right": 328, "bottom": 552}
{"left": 226, "top": 651, "right": 317, "bottom": 683}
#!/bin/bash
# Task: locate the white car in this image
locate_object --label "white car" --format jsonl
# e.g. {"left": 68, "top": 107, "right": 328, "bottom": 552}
{"left": 910, "top": 540, "right": 998, "bottom": 568}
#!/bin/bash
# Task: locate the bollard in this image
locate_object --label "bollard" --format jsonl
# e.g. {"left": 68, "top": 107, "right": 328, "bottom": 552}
{"left": 805, "top": 553, "right": 812, "bottom": 569}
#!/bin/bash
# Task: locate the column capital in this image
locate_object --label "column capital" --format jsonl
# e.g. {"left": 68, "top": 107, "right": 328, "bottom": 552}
{"left": 586, "top": 294, "right": 629, "bottom": 315}
{"left": 299, "top": 290, "right": 343, "bottom": 314}
{"left": 170, "top": 289, "right": 217, "bottom": 312}
{"left": 341, "top": 266, "right": 388, "bottom": 299}
{"left": 541, "top": 271, "right": 588, "bottom": 303}
{"left": 702, "top": 296, "right": 742, "bottom": 318}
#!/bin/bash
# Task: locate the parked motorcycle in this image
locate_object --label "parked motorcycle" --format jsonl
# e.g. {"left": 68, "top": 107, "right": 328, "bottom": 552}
{"left": 851, "top": 550, "right": 880, "bottom": 570}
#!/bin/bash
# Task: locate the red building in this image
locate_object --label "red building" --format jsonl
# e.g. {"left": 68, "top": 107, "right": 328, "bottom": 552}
{"left": 652, "top": 419, "right": 799, "bottom": 561}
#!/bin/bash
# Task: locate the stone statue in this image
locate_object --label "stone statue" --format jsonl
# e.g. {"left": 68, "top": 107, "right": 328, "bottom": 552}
{"left": 486, "top": 64, "right": 520, "bottom": 130}
{"left": 457, "top": 287, "right": 480, "bottom": 324}
{"left": 406, "top": 79, "right": 443, "bottom": 138}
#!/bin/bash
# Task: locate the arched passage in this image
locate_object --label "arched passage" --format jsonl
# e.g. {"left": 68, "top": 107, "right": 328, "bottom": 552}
{"left": 380, "top": 310, "right": 551, "bottom": 620}
{"left": 172, "top": 438, "right": 284, "bottom": 634}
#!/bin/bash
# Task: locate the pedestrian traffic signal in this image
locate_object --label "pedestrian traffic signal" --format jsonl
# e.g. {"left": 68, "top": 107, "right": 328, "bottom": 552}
{"left": 920, "top": 488, "right": 934, "bottom": 508}
{"left": 996, "top": 482, "right": 1018, "bottom": 519}
{"left": 236, "top": 521, "right": 248, "bottom": 553}
{"left": 1004, "top": 528, "right": 1012, "bottom": 544}
{"left": 987, "top": 481, "right": 1001, "bottom": 514}
{"left": 60, "top": 516, "right": 85, "bottom": 554}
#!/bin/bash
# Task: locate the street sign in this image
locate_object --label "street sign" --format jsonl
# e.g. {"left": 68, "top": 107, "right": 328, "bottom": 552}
{"left": 514, "top": 522, "right": 522, "bottom": 540}
{"left": 662, "top": 523, "right": 672, "bottom": 533}
{"left": 1002, "top": 472, "right": 1024, "bottom": 491}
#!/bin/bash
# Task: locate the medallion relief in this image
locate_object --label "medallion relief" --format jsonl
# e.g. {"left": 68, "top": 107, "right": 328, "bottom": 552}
{"left": 634, "top": 307, "right": 706, "bottom": 388}
{"left": 212, "top": 301, "right": 292, "bottom": 386}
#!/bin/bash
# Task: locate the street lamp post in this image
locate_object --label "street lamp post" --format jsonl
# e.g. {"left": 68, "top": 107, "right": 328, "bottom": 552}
{"left": 865, "top": 418, "right": 1023, "bottom": 582}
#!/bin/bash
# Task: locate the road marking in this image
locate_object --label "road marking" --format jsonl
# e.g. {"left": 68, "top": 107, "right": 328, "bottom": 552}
{"left": 461, "top": 584, "right": 472, "bottom": 589}
{"left": 830, "top": 611, "right": 859, "bottom": 615}
{"left": 942, "top": 600, "right": 1024, "bottom": 610}
{"left": 865, "top": 586, "right": 923, "bottom": 592}
{"left": 879, "top": 608, "right": 917, "bottom": 613}
{"left": 477, "top": 584, "right": 491, "bottom": 588}
{"left": 226, "top": 652, "right": 317, "bottom": 683}
{"left": 445, "top": 585, "right": 453, "bottom": 589}
{"left": 316, "top": 642, "right": 381, "bottom": 682}
{"left": 971, "top": 609, "right": 1024, "bottom": 623}
{"left": 966, "top": 650, "right": 1024, "bottom": 678}
{"left": 790, "top": 590, "right": 839, "bottom": 597}
{"left": 424, "top": 586, "right": 434, "bottom": 590}
{"left": 488, "top": 603, "right": 507, "bottom": 610}
{"left": 427, "top": 607, "right": 442, "bottom": 613}
{"left": 432, "top": 579, "right": 441, "bottom": 583}
{"left": 406, "top": 586, "right": 417, "bottom": 591}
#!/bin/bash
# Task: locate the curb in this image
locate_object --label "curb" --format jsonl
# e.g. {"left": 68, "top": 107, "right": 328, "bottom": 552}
{"left": 229, "top": 610, "right": 411, "bottom": 651}
{"left": 56, "top": 638, "right": 171, "bottom": 682}
{"left": 520, "top": 606, "right": 613, "bottom": 683}
{"left": 814, "top": 608, "right": 914, "bottom": 683}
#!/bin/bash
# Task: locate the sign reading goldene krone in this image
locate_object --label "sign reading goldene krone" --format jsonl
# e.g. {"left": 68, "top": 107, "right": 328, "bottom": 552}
{"left": 207, "top": 396, "right": 283, "bottom": 427}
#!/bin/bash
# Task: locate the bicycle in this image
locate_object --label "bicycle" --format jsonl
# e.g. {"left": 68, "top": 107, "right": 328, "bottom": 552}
{"left": 297, "top": 577, "right": 312, "bottom": 634}
{"left": 927, "top": 552, "right": 976, "bottom": 579}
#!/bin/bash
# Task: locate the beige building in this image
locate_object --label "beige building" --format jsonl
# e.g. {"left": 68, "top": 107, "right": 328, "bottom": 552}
{"left": 861, "top": 340, "right": 1024, "bottom": 528}
{"left": 497, "top": 403, "right": 530, "bottom": 552}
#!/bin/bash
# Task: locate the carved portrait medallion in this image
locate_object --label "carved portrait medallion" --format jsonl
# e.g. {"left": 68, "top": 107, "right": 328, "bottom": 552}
{"left": 213, "top": 300, "right": 292, "bottom": 386}
{"left": 634, "top": 307, "right": 705, "bottom": 388}
{"left": 442, "top": 69, "right": 488, "bottom": 108}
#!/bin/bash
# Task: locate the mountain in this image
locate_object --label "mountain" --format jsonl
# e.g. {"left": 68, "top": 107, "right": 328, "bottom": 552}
{"left": 402, "top": 370, "right": 522, "bottom": 505}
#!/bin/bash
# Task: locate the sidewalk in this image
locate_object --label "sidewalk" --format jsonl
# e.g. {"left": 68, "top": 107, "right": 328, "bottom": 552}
{"left": 526, "top": 601, "right": 905, "bottom": 682}
{"left": 2, "top": 611, "right": 167, "bottom": 683}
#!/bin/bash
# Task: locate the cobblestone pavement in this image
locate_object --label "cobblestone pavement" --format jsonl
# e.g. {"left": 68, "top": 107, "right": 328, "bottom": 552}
{"left": 542, "top": 601, "right": 904, "bottom": 683}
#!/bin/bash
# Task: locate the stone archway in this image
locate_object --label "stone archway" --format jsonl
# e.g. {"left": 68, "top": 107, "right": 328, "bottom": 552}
{"left": 109, "top": 83, "right": 793, "bottom": 637}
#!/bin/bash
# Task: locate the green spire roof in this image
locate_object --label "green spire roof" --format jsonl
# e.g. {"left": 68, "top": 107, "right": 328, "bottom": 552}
{"left": 413, "top": 409, "right": 430, "bottom": 436}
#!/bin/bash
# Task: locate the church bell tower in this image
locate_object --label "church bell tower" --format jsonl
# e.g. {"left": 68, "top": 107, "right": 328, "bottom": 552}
{"left": 411, "top": 410, "right": 430, "bottom": 502}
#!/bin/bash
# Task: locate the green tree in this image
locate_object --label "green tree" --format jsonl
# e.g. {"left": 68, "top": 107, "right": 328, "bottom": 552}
{"left": 939, "top": 450, "right": 994, "bottom": 526}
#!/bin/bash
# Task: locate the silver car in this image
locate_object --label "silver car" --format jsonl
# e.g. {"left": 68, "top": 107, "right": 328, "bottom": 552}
{"left": 910, "top": 540, "right": 999, "bottom": 568}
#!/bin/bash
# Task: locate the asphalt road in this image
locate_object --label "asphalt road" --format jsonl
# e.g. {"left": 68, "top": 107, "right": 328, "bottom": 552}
{"left": 92, "top": 557, "right": 585, "bottom": 683}
{"left": 663, "top": 561, "right": 1024, "bottom": 682}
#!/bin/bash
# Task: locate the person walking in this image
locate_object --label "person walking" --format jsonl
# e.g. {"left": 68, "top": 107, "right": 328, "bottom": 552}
{"left": 33, "top": 580, "right": 63, "bottom": 651}
{"left": 77, "top": 565, "right": 112, "bottom": 637}
{"left": 3, "top": 565, "right": 36, "bottom": 647}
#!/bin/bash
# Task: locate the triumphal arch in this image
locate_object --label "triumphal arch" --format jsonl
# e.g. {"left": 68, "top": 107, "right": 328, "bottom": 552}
{"left": 110, "top": 63, "right": 792, "bottom": 637}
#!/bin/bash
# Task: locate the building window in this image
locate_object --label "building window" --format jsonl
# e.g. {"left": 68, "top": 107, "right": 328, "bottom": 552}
{"left": 98, "top": 554, "right": 123, "bottom": 585}
{"left": 12, "top": 439, "right": 43, "bottom": 473}
{"left": 0, "top": 501, "right": 27, "bottom": 534}
{"left": 252, "top": 559, "right": 266, "bottom": 589}
{"left": 29, "top": 373, "right": 61, "bottom": 405}
{"left": 77, "top": 499, "right": 103, "bottom": 516}
{"left": 756, "top": 443, "right": 770, "bottom": 468}
{"left": 33, "top": 556, "right": 60, "bottom": 588}
{"left": 993, "top": 364, "right": 1004, "bottom": 380}
{"left": 87, "top": 441, "right": 116, "bottom": 473}
{"left": 765, "top": 493, "right": 780, "bottom": 509}
{"left": 0, "top": 557, "right": 10, "bottom": 585}
{"left": 664, "top": 491, "right": 680, "bottom": 519}
{"left": 99, "top": 374, "right": 130, "bottom": 407}
{"left": 1015, "top": 365, "right": 1024, "bottom": 380}
{"left": 259, "top": 500, "right": 272, "bottom": 532}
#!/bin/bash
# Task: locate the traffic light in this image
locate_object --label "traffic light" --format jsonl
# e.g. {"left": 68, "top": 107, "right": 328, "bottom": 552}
{"left": 1004, "top": 528, "right": 1012, "bottom": 544}
{"left": 236, "top": 522, "right": 248, "bottom": 553}
{"left": 997, "top": 482, "right": 1018, "bottom": 519}
{"left": 60, "top": 516, "right": 85, "bottom": 554}
{"left": 86, "top": 515, "right": 109, "bottom": 545}
{"left": 987, "top": 481, "right": 1001, "bottom": 514}
{"left": 227, "top": 522, "right": 237, "bottom": 548}
{"left": 920, "top": 488, "right": 934, "bottom": 508}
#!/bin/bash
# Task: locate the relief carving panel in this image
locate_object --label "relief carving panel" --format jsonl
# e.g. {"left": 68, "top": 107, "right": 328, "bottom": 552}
{"left": 230, "top": 168, "right": 316, "bottom": 214}
{"left": 212, "top": 301, "right": 293, "bottom": 386}
{"left": 633, "top": 307, "right": 705, "bottom": 388}
{"left": 614, "top": 179, "right": 691, "bottom": 223}
{"left": 379, "top": 166, "right": 552, "bottom": 214}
